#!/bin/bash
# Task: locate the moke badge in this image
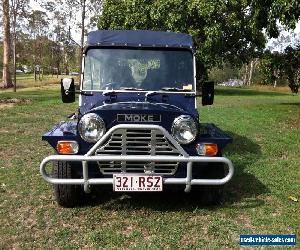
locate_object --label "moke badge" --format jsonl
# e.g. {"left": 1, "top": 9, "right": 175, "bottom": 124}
{"left": 117, "top": 114, "right": 161, "bottom": 122}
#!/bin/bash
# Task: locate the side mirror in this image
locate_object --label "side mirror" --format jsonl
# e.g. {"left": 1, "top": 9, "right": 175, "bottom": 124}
{"left": 61, "top": 78, "right": 75, "bottom": 103}
{"left": 202, "top": 80, "right": 214, "bottom": 106}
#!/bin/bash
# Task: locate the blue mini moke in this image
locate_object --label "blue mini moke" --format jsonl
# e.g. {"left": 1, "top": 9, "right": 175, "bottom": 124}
{"left": 40, "top": 30, "right": 234, "bottom": 207}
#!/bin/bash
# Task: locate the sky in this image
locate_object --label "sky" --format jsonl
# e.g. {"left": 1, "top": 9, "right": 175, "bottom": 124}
{"left": 266, "top": 23, "right": 300, "bottom": 51}
{"left": 30, "top": 0, "right": 300, "bottom": 51}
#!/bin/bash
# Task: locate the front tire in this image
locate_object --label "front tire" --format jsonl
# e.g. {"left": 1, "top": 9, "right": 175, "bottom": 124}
{"left": 52, "top": 161, "right": 82, "bottom": 208}
{"left": 192, "top": 154, "right": 226, "bottom": 205}
{"left": 200, "top": 163, "right": 225, "bottom": 205}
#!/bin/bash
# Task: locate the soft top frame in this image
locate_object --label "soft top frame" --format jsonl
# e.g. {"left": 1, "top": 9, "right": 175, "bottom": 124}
{"left": 87, "top": 30, "right": 193, "bottom": 49}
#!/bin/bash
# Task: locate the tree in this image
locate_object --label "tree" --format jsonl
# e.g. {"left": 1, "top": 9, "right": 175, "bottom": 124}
{"left": 65, "top": 0, "right": 103, "bottom": 78}
{"left": 10, "top": 0, "right": 30, "bottom": 91}
{"left": 2, "top": 0, "right": 13, "bottom": 88}
{"left": 260, "top": 51, "right": 284, "bottom": 87}
{"left": 283, "top": 45, "right": 300, "bottom": 93}
{"left": 27, "top": 10, "right": 49, "bottom": 80}
{"left": 260, "top": 45, "right": 300, "bottom": 93}
{"left": 97, "top": 0, "right": 300, "bottom": 81}
{"left": 41, "top": 0, "right": 103, "bottom": 78}
{"left": 242, "top": 59, "right": 259, "bottom": 86}
{"left": 98, "top": 0, "right": 267, "bottom": 80}
{"left": 251, "top": 0, "right": 300, "bottom": 38}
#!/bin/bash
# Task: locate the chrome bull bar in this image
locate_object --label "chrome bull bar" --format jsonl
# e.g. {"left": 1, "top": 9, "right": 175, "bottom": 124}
{"left": 40, "top": 155, "right": 234, "bottom": 193}
{"left": 40, "top": 124, "right": 234, "bottom": 193}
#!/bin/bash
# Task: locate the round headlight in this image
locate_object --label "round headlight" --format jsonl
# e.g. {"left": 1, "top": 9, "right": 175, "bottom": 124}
{"left": 78, "top": 113, "right": 106, "bottom": 143}
{"left": 171, "top": 115, "right": 198, "bottom": 144}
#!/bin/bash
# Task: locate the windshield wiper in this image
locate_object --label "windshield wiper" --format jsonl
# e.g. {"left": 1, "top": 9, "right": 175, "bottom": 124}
{"left": 66, "top": 90, "right": 93, "bottom": 96}
{"left": 161, "top": 87, "right": 194, "bottom": 92}
{"left": 120, "top": 87, "right": 145, "bottom": 91}
{"left": 161, "top": 87, "right": 183, "bottom": 91}
{"left": 145, "top": 91, "right": 159, "bottom": 97}
{"left": 79, "top": 91, "right": 93, "bottom": 96}
{"left": 103, "top": 90, "right": 117, "bottom": 96}
{"left": 144, "top": 91, "right": 160, "bottom": 101}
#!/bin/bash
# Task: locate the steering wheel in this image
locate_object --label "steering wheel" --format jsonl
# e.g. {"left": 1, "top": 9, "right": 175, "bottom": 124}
{"left": 104, "top": 82, "right": 118, "bottom": 90}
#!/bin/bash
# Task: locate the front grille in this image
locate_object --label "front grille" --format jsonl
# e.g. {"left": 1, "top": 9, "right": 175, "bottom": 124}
{"left": 95, "top": 128, "right": 181, "bottom": 175}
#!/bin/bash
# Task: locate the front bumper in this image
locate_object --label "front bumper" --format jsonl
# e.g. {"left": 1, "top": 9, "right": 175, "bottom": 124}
{"left": 40, "top": 124, "right": 234, "bottom": 193}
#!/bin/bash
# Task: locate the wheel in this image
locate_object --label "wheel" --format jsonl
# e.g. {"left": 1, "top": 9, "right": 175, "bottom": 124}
{"left": 200, "top": 162, "right": 225, "bottom": 205}
{"left": 192, "top": 154, "right": 226, "bottom": 205}
{"left": 52, "top": 161, "right": 82, "bottom": 208}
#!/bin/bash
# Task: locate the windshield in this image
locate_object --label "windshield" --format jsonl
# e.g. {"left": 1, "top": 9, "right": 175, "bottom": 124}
{"left": 83, "top": 48, "right": 194, "bottom": 91}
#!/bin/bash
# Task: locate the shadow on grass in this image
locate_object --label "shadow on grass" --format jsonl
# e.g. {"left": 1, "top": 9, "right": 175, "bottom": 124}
{"left": 215, "top": 87, "right": 289, "bottom": 97}
{"left": 279, "top": 102, "right": 300, "bottom": 106}
{"left": 82, "top": 131, "right": 269, "bottom": 211}
{"left": 221, "top": 131, "right": 269, "bottom": 208}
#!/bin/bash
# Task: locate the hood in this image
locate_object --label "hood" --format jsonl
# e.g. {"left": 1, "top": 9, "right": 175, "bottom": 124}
{"left": 92, "top": 101, "right": 184, "bottom": 112}
{"left": 80, "top": 91, "right": 197, "bottom": 115}
{"left": 80, "top": 94, "right": 198, "bottom": 133}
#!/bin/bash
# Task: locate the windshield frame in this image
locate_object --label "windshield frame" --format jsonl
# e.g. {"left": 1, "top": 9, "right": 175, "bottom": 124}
{"left": 80, "top": 46, "right": 196, "bottom": 94}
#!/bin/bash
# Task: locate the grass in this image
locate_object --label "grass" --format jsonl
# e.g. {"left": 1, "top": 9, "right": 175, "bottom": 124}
{"left": 0, "top": 86, "right": 299, "bottom": 249}
{"left": 1, "top": 74, "right": 79, "bottom": 89}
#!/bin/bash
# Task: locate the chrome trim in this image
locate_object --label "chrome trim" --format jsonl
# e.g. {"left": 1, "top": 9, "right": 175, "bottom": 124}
{"left": 40, "top": 124, "right": 234, "bottom": 193}
{"left": 117, "top": 114, "right": 161, "bottom": 122}
{"left": 193, "top": 54, "right": 197, "bottom": 109}
{"left": 95, "top": 127, "right": 181, "bottom": 175}
{"left": 171, "top": 115, "right": 198, "bottom": 144}
{"left": 79, "top": 90, "right": 196, "bottom": 94}
{"left": 78, "top": 113, "right": 106, "bottom": 143}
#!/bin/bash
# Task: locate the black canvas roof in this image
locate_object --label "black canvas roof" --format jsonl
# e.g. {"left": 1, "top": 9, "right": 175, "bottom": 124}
{"left": 87, "top": 30, "right": 193, "bottom": 49}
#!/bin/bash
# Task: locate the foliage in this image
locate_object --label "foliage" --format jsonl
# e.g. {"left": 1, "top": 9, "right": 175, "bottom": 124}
{"left": 98, "top": 0, "right": 300, "bottom": 79}
{"left": 260, "top": 45, "right": 300, "bottom": 92}
{"left": 208, "top": 63, "right": 241, "bottom": 84}
{"left": 259, "top": 51, "right": 284, "bottom": 84}
{"left": 284, "top": 45, "right": 300, "bottom": 84}
{"left": 98, "top": 0, "right": 268, "bottom": 78}
{"left": 251, "top": 0, "right": 300, "bottom": 37}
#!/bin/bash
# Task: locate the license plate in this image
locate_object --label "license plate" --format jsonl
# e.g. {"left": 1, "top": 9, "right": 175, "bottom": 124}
{"left": 113, "top": 175, "right": 163, "bottom": 192}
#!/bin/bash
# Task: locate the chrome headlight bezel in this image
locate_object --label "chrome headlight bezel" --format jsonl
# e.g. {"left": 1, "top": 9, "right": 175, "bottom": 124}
{"left": 78, "top": 113, "right": 106, "bottom": 143}
{"left": 171, "top": 115, "right": 198, "bottom": 144}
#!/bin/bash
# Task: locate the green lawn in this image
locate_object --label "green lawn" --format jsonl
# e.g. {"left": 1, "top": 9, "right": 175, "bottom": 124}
{"left": 1, "top": 74, "right": 77, "bottom": 89}
{"left": 0, "top": 86, "right": 299, "bottom": 249}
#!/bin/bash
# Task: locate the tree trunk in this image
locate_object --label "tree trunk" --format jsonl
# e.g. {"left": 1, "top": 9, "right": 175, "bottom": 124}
{"left": 273, "top": 69, "right": 279, "bottom": 88}
{"left": 34, "top": 65, "right": 37, "bottom": 81}
{"left": 247, "top": 60, "right": 254, "bottom": 86}
{"left": 64, "top": 49, "right": 69, "bottom": 75}
{"left": 2, "top": 0, "right": 13, "bottom": 88}
{"left": 243, "top": 64, "right": 248, "bottom": 85}
{"left": 13, "top": 6, "right": 17, "bottom": 92}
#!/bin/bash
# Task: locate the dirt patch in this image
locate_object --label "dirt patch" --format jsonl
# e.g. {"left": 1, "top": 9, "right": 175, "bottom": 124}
{"left": 0, "top": 103, "right": 15, "bottom": 109}
{"left": 0, "top": 98, "right": 31, "bottom": 109}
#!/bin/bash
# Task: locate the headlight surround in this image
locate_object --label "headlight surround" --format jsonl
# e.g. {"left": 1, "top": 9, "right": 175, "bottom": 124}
{"left": 171, "top": 115, "right": 198, "bottom": 144}
{"left": 78, "top": 113, "right": 106, "bottom": 143}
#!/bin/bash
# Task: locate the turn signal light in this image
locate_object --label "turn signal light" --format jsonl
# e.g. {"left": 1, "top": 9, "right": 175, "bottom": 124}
{"left": 196, "top": 143, "right": 218, "bottom": 156}
{"left": 56, "top": 141, "right": 79, "bottom": 154}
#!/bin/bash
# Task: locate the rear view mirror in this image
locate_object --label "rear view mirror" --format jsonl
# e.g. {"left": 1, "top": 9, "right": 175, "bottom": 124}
{"left": 202, "top": 80, "right": 214, "bottom": 106}
{"left": 61, "top": 78, "right": 75, "bottom": 103}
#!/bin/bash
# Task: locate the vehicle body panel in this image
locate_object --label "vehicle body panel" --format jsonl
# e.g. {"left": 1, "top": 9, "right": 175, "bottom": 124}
{"left": 41, "top": 30, "right": 234, "bottom": 193}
